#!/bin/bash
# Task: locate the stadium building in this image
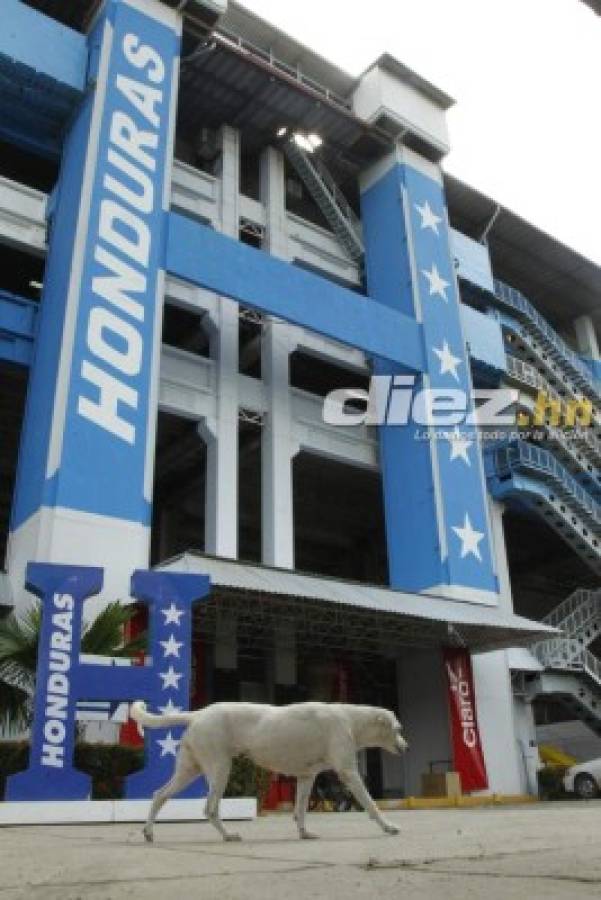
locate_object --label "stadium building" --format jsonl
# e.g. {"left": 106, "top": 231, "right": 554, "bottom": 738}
{"left": 1, "top": 0, "right": 600, "bottom": 800}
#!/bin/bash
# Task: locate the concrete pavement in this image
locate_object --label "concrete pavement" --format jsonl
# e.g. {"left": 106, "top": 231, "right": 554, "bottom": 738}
{"left": 2, "top": 802, "right": 601, "bottom": 899}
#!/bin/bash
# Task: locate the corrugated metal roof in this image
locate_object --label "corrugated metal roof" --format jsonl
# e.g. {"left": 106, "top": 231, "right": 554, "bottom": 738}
{"left": 177, "top": 34, "right": 390, "bottom": 168}
{"left": 158, "top": 552, "right": 556, "bottom": 652}
{"left": 221, "top": 1, "right": 355, "bottom": 100}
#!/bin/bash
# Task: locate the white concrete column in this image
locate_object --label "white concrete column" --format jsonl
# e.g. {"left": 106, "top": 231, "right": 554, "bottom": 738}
{"left": 574, "top": 314, "right": 600, "bottom": 361}
{"left": 199, "top": 125, "right": 240, "bottom": 558}
{"left": 199, "top": 409, "right": 237, "bottom": 558}
{"left": 472, "top": 651, "right": 524, "bottom": 794}
{"left": 261, "top": 323, "right": 298, "bottom": 567}
{"left": 513, "top": 694, "right": 540, "bottom": 795}
{"left": 472, "top": 499, "right": 527, "bottom": 794}
{"left": 217, "top": 125, "right": 240, "bottom": 238}
{"left": 487, "top": 498, "right": 512, "bottom": 615}
{"left": 260, "top": 145, "right": 290, "bottom": 259}
{"left": 260, "top": 146, "right": 298, "bottom": 568}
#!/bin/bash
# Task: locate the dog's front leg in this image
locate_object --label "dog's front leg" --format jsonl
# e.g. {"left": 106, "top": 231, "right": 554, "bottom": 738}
{"left": 338, "top": 768, "right": 399, "bottom": 836}
{"left": 294, "top": 776, "right": 318, "bottom": 839}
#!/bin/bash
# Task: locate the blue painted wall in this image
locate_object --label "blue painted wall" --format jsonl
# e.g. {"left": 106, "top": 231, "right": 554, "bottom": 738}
{"left": 461, "top": 304, "right": 506, "bottom": 376}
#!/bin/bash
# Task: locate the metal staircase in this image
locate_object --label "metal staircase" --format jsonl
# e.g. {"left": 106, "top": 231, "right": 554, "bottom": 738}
{"left": 535, "top": 589, "right": 601, "bottom": 667}
{"left": 461, "top": 275, "right": 601, "bottom": 424}
{"left": 501, "top": 316, "right": 601, "bottom": 435}
{"left": 505, "top": 355, "right": 601, "bottom": 471}
{"left": 543, "top": 588, "right": 601, "bottom": 636}
{"left": 486, "top": 440, "right": 601, "bottom": 573}
{"left": 528, "top": 668, "right": 601, "bottom": 736}
{"left": 484, "top": 289, "right": 601, "bottom": 574}
{"left": 506, "top": 384, "right": 601, "bottom": 499}
{"left": 460, "top": 272, "right": 601, "bottom": 730}
{"left": 529, "top": 589, "right": 601, "bottom": 735}
{"left": 282, "top": 138, "right": 364, "bottom": 263}
{"left": 492, "top": 279, "right": 601, "bottom": 408}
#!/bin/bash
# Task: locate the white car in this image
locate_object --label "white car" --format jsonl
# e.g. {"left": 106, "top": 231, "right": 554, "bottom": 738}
{"left": 563, "top": 759, "right": 601, "bottom": 799}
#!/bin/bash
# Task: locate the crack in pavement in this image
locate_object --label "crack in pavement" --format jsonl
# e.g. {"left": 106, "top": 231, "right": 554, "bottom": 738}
{"left": 384, "top": 866, "right": 601, "bottom": 886}
{"left": 363, "top": 840, "right": 601, "bottom": 870}
{"left": 0, "top": 863, "right": 333, "bottom": 894}
{"left": 362, "top": 846, "right": 601, "bottom": 887}
{"left": 1, "top": 828, "right": 336, "bottom": 868}
{"left": 147, "top": 842, "right": 338, "bottom": 868}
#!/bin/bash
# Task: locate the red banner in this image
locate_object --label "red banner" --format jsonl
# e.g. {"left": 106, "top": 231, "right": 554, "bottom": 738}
{"left": 443, "top": 648, "right": 488, "bottom": 792}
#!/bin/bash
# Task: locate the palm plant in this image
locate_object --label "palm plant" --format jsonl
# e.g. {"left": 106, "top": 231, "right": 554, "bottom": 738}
{"left": 0, "top": 602, "right": 146, "bottom": 731}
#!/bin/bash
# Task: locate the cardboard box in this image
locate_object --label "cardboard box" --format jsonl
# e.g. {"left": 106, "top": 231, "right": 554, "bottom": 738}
{"left": 421, "top": 772, "right": 462, "bottom": 798}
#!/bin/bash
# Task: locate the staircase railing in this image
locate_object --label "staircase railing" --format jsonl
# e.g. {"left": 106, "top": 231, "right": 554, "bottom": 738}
{"left": 501, "top": 315, "right": 601, "bottom": 431}
{"left": 312, "top": 157, "right": 362, "bottom": 238}
{"left": 533, "top": 588, "right": 601, "bottom": 670}
{"left": 534, "top": 642, "right": 601, "bottom": 689}
{"left": 505, "top": 353, "right": 601, "bottom": 479}
{"left": 486, "top": 440, "right": 601, "bottom": 572}
{"left": 283, "top": 139, "right": 364, "bottom": 263}
{"left": 535, "top": 637, "right": 586, "bottom": 669}
{"left": 542, "top": 588, "right": 601, "bottom": 632}
{"left": 583, "top": 648, "right": 601, "bottom": 687}
{"left": 489, "top": 440, "right": 601, "bottom": 531}
{"left": 493, "top": 278, "right": 601, "bottom": 404}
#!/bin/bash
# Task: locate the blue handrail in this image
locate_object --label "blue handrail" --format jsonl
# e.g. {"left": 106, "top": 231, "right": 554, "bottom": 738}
{"left": 493, "top": 279, "right": 600, "bottom": 400}
{"left": 487, "top": 440, "right": 601, "bottom": 529}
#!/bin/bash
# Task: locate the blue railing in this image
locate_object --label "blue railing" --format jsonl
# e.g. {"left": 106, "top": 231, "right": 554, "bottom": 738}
{"left": 493, "top": 279, "right": 601, "bottom": 399}
{"left": 487, "top": 440, "right": 601, "bottom": 530}
{"left": 0, "top": 288, "right": 38, "bottom": 366}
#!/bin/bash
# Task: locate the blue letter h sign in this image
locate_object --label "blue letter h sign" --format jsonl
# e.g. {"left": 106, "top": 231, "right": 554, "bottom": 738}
{"left": 7, "top": 563, "right": 210, "bottom": 801}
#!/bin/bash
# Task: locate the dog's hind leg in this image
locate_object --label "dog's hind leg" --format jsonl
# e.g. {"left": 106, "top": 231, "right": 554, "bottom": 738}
{"left": 338, "top": 768, "right": 399, "bottom": 836}
{"left": 143, "top": 746, "right": 200, "bottom": 844}
{"left": 294, "top": 776, "right": 318, "bottom": 840}
{"left": 204, "top": 761, "right": 241, "bottom": 842}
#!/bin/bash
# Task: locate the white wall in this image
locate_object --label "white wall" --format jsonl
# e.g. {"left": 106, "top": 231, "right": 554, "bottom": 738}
{"left": 472, "top": 650, "right": 524, "bottom": 794}
{"left": 513, "top": 694, "right": 540, "bottom": 794}
{"left": 470, "top": 499, "right": 529, "bottom": 795}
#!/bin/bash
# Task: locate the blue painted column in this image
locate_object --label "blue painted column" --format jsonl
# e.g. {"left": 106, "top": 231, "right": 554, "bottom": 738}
{"left": 361, "top": 148, "right": 499, "bottom": 603}
{"left": 7, "top": 0, "right": 182, "bottom": 607}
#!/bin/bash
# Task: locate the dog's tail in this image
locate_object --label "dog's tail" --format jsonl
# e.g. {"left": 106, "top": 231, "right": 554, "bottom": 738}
{"left": 130, "top": 701, "right": 195, "bottom": 737}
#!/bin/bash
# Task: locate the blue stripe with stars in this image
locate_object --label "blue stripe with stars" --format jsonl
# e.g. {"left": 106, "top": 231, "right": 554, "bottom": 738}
{"left": 362, "top": 160, "right": 499, "bottom": 601}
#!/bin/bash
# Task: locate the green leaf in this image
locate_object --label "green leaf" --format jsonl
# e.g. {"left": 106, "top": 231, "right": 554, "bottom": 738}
{"left": 0, "top": 600, "right": 146, "bottom": 731}
{"left": 81, "top": 602, "right": 145, "bottom": 657}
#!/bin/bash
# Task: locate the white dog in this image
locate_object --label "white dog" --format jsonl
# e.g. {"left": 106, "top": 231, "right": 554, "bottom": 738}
{"left": 130, "top": 700, "right": 408, "bottom": 843}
